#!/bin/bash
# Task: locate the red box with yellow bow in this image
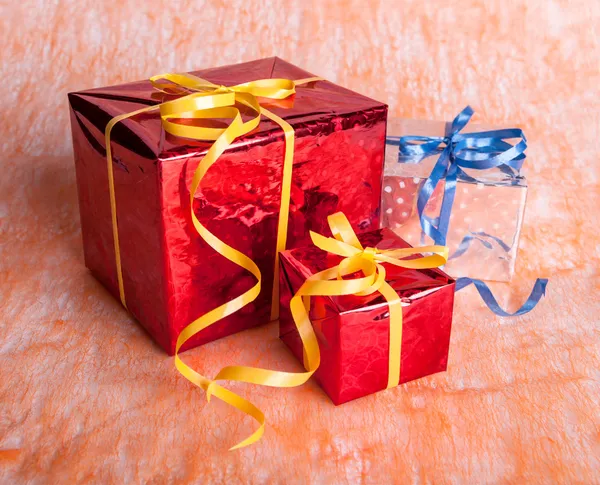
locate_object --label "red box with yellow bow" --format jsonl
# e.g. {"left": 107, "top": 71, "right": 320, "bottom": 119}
{"left": 68, "top": 57, "right": 387, "bottom": 355}
{"left": 279, "top": 213, "right": 455, "bottom": 405}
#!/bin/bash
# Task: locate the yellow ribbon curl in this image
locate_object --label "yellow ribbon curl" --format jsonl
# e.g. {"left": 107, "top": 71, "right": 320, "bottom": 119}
{"left": 204, "top": 212, "right": 448, "bottom": 444}
{"left": 104, "top": 72, "right": 320, "bottom": 449}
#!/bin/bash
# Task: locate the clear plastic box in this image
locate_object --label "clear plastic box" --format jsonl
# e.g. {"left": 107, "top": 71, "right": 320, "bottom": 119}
{"left": 382, "top": 118, "right": 527, "bottom": 282}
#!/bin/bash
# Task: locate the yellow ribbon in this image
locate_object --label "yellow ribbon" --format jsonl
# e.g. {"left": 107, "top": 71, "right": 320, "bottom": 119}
{"left": 204, "top": 212, "right": 448, "bottom": 445}
{"left": 104, "top": 72, "right": 320, "bottom": 449}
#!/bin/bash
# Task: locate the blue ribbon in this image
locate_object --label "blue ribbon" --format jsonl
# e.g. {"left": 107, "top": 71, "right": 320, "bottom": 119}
{"left": 387, "top": 107, "right": 547, "bottom": 316}
{"left": 449, "top": 231, "right": 512, "bottom": 261}
{"left": 456, "top": 278, "right": 548, "bottom": 317}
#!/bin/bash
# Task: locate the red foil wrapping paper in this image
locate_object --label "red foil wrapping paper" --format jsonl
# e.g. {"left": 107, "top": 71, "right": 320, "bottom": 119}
{"left": 279, "top": 228, "right": 455, "bottom": 405}
{"left": 68, "top": 57, "right": 387, "bottom": 354}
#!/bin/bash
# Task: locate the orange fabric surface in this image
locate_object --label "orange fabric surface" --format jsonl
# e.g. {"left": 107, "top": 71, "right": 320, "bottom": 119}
{"left": 1, "top": 1, "right": 599, "bottom": 483}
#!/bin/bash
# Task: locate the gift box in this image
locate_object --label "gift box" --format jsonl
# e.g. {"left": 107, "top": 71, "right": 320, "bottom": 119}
{"left": 278, "top": 223, "right": 455, "bottom": 405}
{"left": 383, "top": 115, "right": 528, "bottom": 282}
{"left": 68, "top": 57, "right": 387, "bottom": 355}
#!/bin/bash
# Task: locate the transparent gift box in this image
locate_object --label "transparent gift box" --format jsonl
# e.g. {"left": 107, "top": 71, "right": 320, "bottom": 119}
{"left": 382, "top": 118, "right": 528, "bottom": 282}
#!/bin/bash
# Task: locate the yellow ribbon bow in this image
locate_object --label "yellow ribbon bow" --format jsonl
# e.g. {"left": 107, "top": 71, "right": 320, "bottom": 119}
{"left": 104, "top": 72, "right": 320, "bottom": 449}
{"left": 204, "top": 212, "right": 449, "bottom": 447}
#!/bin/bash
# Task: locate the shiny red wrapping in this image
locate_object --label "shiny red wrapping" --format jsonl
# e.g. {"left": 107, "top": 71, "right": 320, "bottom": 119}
{"left": 68, "top": 57, "right": 387, "bottom": 355}
{"left": 279, "top": 228, "right": 456, "bottom": 405}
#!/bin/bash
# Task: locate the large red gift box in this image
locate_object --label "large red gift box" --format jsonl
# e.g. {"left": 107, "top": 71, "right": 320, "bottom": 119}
{"left": 279, "top": 228, "right": 455, "bottom": 404}
{"left": 68, "top": 57, "right": 387, "bottom": 354}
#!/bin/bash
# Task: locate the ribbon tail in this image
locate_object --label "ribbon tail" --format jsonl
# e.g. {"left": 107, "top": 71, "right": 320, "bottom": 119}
{"left": 200, "top": 277, "right": 331, "bottom": 430}
{"left": 456, "top": 277, "right": 548, "bottom": 316}
{"left": 174, "top": 353, "right": 265, "bottom": 450}
{"left": 214, "top": 385, "right": 265, "bottom": 451}
{"left": 175, "top": 110, "right": 265, "bottom": 451}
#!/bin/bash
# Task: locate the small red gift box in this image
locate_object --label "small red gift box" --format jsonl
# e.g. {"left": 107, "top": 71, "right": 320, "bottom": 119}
{"left": 279, "top": 226, "right": 455, "bottom": 405}
{"left": 68, "top": 57, "right": 386, "bottom": 354}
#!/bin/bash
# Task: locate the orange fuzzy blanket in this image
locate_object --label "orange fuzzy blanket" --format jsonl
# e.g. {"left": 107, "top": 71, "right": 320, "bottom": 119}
{"left": 1, "top": 1, "right": 598, "bottom": 482}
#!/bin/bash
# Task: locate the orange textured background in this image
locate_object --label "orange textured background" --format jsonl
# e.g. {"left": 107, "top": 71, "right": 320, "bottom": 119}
{"left": 1, "top": 1, "right": 599, "bottom": 483}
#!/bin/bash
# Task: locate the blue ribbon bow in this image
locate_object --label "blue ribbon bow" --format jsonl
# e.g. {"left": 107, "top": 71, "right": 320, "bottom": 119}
{"left": 387, "top": 106, "right": 547, "bottom": 316}
{"left": 388, "top": 106, "right": 527, "bottom": 246}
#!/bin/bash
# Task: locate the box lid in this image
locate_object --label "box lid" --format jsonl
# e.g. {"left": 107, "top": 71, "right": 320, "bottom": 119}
{"left": 280, "top": 227, "right": 454, "bottom": 314}
{"left": 68, "top": 57, "right": 387, "bottom": 162}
